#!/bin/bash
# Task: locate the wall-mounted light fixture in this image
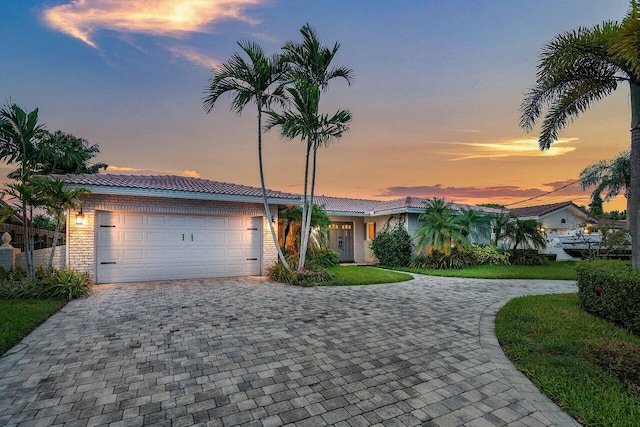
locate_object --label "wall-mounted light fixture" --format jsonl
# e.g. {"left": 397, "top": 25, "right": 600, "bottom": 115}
{"left": 75, "top": 208, "right": 86, "bottom": 225}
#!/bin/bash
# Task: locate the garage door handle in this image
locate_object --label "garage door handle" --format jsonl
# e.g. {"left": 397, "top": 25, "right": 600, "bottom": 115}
{"left": 247, "top": 227, "right": 258, "bottom": 230}
{"left": 100, "top": 262, "right": 116, "bottom": 265}
{"left": 100, "top": 225, "right": 116, "bottom": 228}
{"left": 182, "top": 234, "right": 184, "bottom": 241}
{"left": 246, "top": 258, "right": 258, "bottom": 261}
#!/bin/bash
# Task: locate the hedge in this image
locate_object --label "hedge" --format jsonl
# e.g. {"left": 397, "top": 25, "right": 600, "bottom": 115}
{"left": 576, "top": 260, "right": 640, "bottom": 334}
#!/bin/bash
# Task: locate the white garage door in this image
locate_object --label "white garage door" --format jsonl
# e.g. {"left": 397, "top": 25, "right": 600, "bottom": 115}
{"left": 96, "top": 212, "right": 262, "bottom": 283}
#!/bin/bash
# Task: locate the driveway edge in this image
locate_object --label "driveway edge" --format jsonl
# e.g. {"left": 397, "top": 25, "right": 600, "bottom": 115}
{"left": 479, "top": 298, "right": 582, "bottom": 427}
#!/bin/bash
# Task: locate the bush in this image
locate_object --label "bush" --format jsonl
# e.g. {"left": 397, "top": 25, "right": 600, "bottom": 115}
{"left": 410, "top": 248, "right": 473, "bottom": 270}
{"left": 45, "top": 269, "right": 93, "bottom": 300}
{"left": 577, "top": 260, "right": 640, "bottom": 334}
{"left": 509, "top": 249, "right": 549, "bottom": 266}
{"left": 468, "top": 245, "right": 510, "bottom": 265}
{"left": 0, "top": 268, "right": 93, "bottom": 300}
{"left": 370, "top": 224, "right": 413, "bottom": 267}
{"left": 306, "top": 248, "right": 340, "bottom": 269}
{"left": 0, "top": 274, "right": 47, "bottom": 299}
{"left": 266, "top": 261, "right": 333, "bottom": 287}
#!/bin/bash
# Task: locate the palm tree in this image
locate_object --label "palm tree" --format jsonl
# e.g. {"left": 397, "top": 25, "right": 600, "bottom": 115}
{"left": 520, "top": 1, "right": 640, "bottom": 267}
{"left": 203, "top": 40, "right": 290, "bottom": 269}
{"left": 278, "top": 23, "right": 353, "bottom": 271}
{"left": 580, "top": 150, "right": 630, "bottom": 217}
{"left": 266, "top": 77, "right": 351, "bottom": 270}
{"left": 491, "top": 213, "right": 512, "bottom": 247}
{"left": 457, "top": 208, "right": 494, "bottom": 244}
{"left": 0, "top": 103, "right": 46, "bottom": 279}
{"left": 502, "top": 219, "right": 546, "bottom": 251}
{"left": 414, "top": 198, "right": 470, "bottom": 256}
{"left": 29, "top": 176, "right": 88, "bottom": 273}
{"left": 34, "top": 130, "right": 107, "bottom": 175}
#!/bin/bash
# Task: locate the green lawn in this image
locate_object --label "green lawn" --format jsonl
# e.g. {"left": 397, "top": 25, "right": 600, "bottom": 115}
{"left": 386, "top": 261, "right": 578, "bottom": 280}
{"left": 324, "top": 265, "right": 413, "bottom": 286}
{"left": 496, "top": 293, "right": 640, "bottom": 426}
{"left": 0, "top": 299, "right": 65, "bottom": 356}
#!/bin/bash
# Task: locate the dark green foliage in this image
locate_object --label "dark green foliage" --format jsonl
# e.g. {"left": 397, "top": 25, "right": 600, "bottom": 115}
{"left": 369, "top": 224, "right": 413, "bottom": 267}
{"left": 577, "top": 260, "right": 640, "bottom": 334}
{"left": 410, "top": 248, "right": 473, "bottom": 270}
{"left": 266, "top": 260, "right": 332, "bottom": 286}
{"left": 467, "top": 245, "right": 510, "bottom": 265}
{"left": 32, "top": 214, "right": 56, "bottom": 231}
{"left": 509, "top": 249, "right": 549, "bottom": 266}
{"left": 45, "top": 269, "right": 93, "bottom": 300}
{"left": 0, "top": 268, "right": 93, "bottom": 300}
{"left": 306, "top": 248, "right": 339, "bottom": 269}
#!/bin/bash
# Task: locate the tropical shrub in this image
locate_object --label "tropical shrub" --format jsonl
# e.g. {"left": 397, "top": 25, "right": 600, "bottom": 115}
{"left": 468, "top": 245, "right": 510, "bottom": 265}
{"left": 509, "top": 249, "right": 549, "bottom": 266}
{"left": 0, "top": 268, "right": 93, "bottom": 300}
{"left": 266, "top": 261, "right": 333, "bottom": 286}
{"left": 0, "top": 274, "right": 47, "bottom": 299}
{"left": 370, "top": 224, "right": 413, "bottom": 267}
{"left": 577, "top": 260, "right": 640, "bottom": 334}
{"left": 307, "top": 248, "right": 339, "bottom": 269}
{"left": 410, "top": 248, "right": 473, "bottom": 270}
{"left": 266, "top": 261, "right": 295, "bottom": 284}
{"left": 45, "top": 269, "right": 93, "bottom": 300}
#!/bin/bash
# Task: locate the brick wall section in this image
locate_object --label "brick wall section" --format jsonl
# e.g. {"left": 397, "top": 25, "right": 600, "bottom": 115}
{"left": 67, "top": 194, "right": 279, "bottom": 280}
{"left": 15, "top": 245, "right": 66, "bottom": 270}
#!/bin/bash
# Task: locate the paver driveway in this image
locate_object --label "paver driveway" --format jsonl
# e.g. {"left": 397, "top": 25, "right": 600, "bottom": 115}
{"left": 0, "top": 274, "right": 579, "bottom": 427}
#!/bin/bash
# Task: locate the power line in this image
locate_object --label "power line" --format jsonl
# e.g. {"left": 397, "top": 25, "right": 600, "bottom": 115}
{"left": 504, "top": 179, "right": 582, "bottom": 207}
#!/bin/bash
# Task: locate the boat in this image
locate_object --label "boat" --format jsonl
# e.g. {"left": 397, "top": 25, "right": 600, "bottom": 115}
{"left": 555, "top": 229, "right": 631, "bottom": 259}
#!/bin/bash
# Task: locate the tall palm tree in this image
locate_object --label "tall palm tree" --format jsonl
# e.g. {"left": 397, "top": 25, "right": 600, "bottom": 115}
{"left": 0, "top": 103, "right": 45, "bottom": 279}
{"left": 520, "top": 1, "right": 640, "bottom": 267}
{"left": 580, "top": 150, "right": 630, "bottom": 216}
{"left": 266, "top": 77, "right": 351, "bottom": 269}
{"left": 414, "top": 198, "right": 470, "bottom": 256}
{"left": 203, "top": 40, "right": 290, "bottom": 269}
{"left": 458, "top": 208, "right": 494, "bottom": 244}
{"left": 279, "top": 23, "right": 353, "bottom": 271}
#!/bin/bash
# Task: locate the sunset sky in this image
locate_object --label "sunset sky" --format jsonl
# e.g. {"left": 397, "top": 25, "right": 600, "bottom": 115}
{"left": 1, "top": 0, "right": 632, "bottom": 211}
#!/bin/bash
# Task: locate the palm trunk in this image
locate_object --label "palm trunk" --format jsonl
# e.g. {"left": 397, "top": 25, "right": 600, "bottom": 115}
{"left": 300, "top": 145, "right": 318, "bottom": 268}
{"left": 298, "top": 142, "right": 312, "bottom": 272}
{"left": 257, "top": 101, "right": 289, "bottom": 271}
{"left": 47, "top": 217, "right": 60, "bottom": 274}
{"left": 630, "top": 83, "right": 640, "bottom": 269}
{"left": 22, "top": 199, "right": 33, "bottom": 279}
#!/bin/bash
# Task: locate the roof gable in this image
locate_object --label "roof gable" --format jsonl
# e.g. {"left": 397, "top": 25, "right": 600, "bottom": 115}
{"left": 509, "top": 201, "right": 587, "bottom": 219}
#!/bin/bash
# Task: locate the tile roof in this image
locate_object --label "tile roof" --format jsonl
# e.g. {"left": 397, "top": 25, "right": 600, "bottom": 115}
{"left": 509, "top": 201, "right": 587, "bottom": 218}
{"left": 59, "top": 174, "right": 505, "bottom": 216}
{"left": 57, "top": 174, "right": 301, "bottom": 200}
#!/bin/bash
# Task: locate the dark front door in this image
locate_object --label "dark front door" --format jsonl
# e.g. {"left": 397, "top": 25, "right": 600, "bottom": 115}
{"left": 328, "top": 222, "right": 354, "bottom": 262}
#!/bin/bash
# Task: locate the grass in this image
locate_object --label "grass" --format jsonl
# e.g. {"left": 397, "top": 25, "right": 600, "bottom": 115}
{"left": 0, "top": 299, "right": 65, "bottom": 356}
{"left": 324, "top": 265, "right": 413, "bottom": 286}
{"left": 385, "top": 261, "right": 578, "bottom": 280}
{"left": 495, "top": 293, "right": 640, "bottom": 426}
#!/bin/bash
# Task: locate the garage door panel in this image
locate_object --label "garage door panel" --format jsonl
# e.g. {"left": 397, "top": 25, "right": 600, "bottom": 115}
{"left": 97, "top": 212, "right": 262, "bottom": 284}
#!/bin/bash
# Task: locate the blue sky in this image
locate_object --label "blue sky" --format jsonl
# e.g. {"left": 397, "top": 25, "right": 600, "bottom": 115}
{"left": 0, "top": 0, "right": 632, "bottom": 209}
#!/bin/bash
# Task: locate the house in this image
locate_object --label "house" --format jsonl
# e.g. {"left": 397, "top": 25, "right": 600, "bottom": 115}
{"left": 61, "top": 174, "right": 502, "bottom": 284}
{"left": 509, "top": 201, "right": 589, "bottom": 242}
{"left": 508, "top": 201, "right": 590, "bottom": 260}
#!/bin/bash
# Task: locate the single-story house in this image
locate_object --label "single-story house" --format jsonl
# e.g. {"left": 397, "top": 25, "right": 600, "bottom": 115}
{"left": 60, "top": 174, "right": 501, "bottom": 284}
{"left": 509, "top": 201, "right": 589, "bottom": 242}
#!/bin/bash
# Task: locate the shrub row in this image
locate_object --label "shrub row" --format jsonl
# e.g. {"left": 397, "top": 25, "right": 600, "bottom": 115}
{"left": 576, "top": 260, "right": 640, "bottom": 334}
{"left": 266, "top": 249, "right": 338, "bottom": 286}
{"left": 0, "top": 268, "right": 93, "bottom": 300}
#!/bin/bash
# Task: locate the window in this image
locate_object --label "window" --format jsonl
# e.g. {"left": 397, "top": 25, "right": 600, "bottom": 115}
{"left": 366, "top": 223, "right": 376, "bottom": 240}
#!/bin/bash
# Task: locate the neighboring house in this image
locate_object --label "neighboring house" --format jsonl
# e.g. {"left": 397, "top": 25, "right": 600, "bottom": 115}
{"left": 508, "top": 201, "right": 590, "bottom": 260}
{"left": 60, "top": 174, "right": 503, "bottom": 284}
{"left": 509, "top": 201, "right": 589, "bottom": 242}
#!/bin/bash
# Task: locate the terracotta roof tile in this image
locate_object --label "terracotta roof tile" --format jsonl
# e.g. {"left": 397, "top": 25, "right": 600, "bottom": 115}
{"left": 509, "top": 201, "right": 586, "bottom": 218}
{"left": 57, "top": 174, "right": 300, "bottom": 200}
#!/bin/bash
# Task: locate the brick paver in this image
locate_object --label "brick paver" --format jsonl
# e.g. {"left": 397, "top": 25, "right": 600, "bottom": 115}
{"left": 0, "top": 274, "right": 580, "bottom": 426}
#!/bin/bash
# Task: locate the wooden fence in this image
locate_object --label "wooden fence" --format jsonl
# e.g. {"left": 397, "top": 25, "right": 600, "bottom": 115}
{"left": 0, "top": 223, "right": 65, "bottom": 252}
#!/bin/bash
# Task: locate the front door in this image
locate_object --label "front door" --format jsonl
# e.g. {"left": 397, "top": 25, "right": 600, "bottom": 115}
{"left": 328, "top": 222, "right": 354, "bottom": 262}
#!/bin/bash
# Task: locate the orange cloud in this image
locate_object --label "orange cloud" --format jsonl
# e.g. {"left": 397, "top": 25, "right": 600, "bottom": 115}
{"left": 42, "top": 0, "right": 264, "bottom": 48}
{"left": 449, "top": 137, "right": 578, "bottom": 160}
{"left": 106, "top": 166, "right": 201, "bottom": 178}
